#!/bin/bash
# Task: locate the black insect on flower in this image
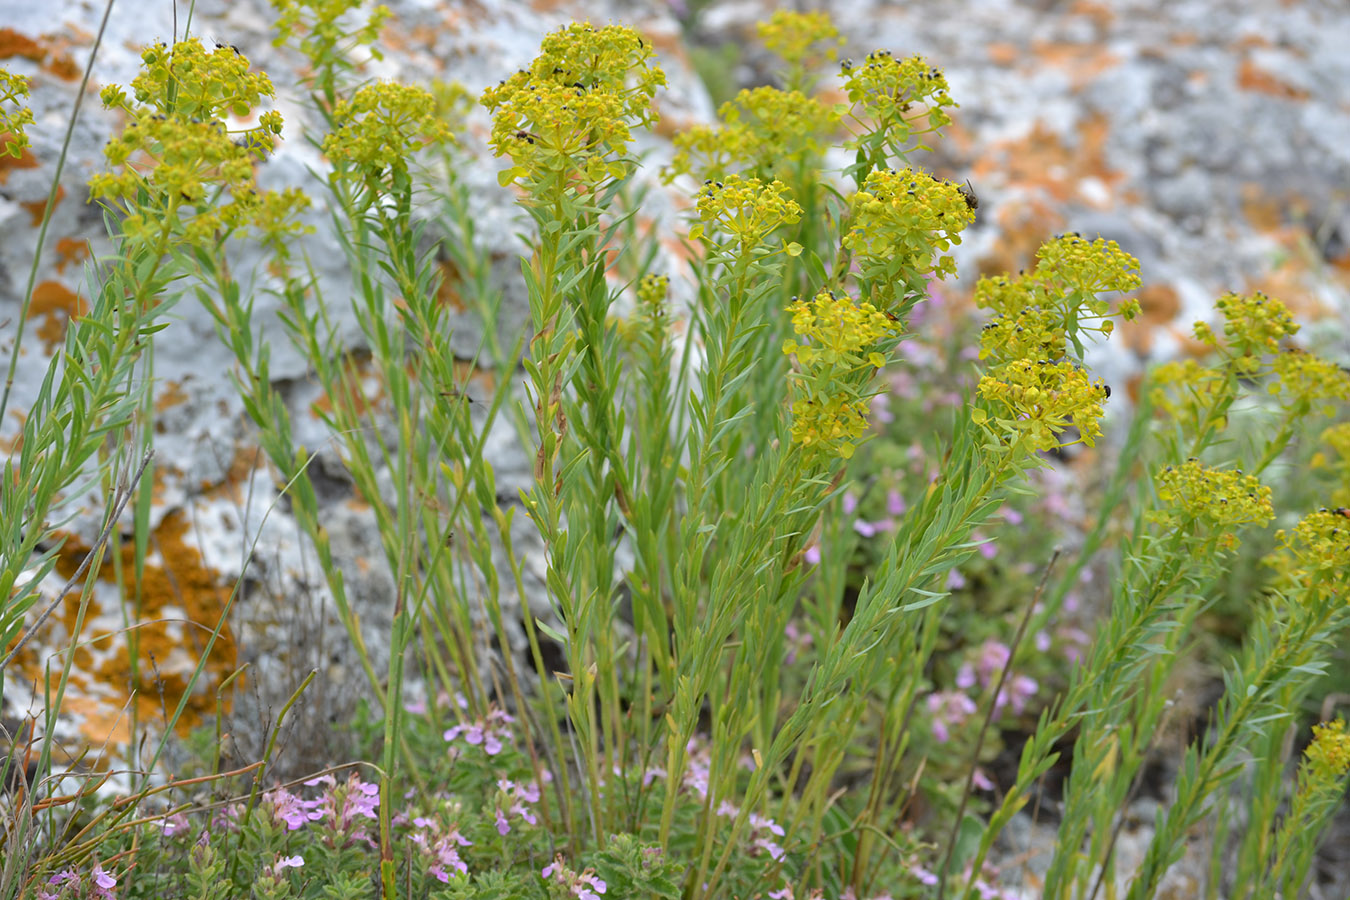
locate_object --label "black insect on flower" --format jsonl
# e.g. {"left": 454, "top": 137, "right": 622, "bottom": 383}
{"left": 958, "top": 178, "right": 979, "bottom": 210}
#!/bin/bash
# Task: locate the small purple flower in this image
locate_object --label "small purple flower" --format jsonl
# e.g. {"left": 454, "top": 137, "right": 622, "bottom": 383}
{"left": 854, "top": 516, "right": 894, "bottom": 538}
{"left": 927, "top": 691, "right": 977, "bottom": 743}
{"left": 91, "top": 865, "right": 117, "bottom": 900}
{"left": 842, "top": 492, "right": 858, "bottom": 515}
{"left": 976, "top": 640, "right": 1011, "bottom": 687}
{"left": 803, "top": 544, "right": 821, "bottom": 566}
{"left": 158, "top": 812, "right": 189, "bottom": 837}
{"left": 946, "top": 569, "right": 967, "bottom": 590}
{"left": 911, "top": 864, "right": 939, "bottom": 886}
{"left": 886, "top": 489, "right": 906, "bottom": 516}
{"left": 871, "top": 392, "right": 895, "bottom": 424}
{"left": 266, "top": 785, "right": 323, "bottom": 831}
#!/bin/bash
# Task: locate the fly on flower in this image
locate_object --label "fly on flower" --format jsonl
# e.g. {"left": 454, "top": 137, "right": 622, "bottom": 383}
{"left": 958, "top": 178, "right": 979, "bottom": 210}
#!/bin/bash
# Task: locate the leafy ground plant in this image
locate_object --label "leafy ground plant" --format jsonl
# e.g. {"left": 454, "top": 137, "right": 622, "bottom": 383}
{"left": 2, "top": 4, "right": 1349, "bottom": 900}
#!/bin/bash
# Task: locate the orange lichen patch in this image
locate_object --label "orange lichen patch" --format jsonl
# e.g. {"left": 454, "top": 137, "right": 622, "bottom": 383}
{"left": 43, "top": 510, "right": 238, "bottom": 742}
{"left": 976, "top": 113, "right": 1124, "bottom": 210}
{"left": 1028, "top": 40, "right": 1121, "bottom": 86}
{"left": 201, "top": 444, "right": 261, "bottom": 502}
{"left": 155, "top": 379, "right": 190, "bottom": 413}
{"left": 0, "top": 28, "right": 44, "bottom": 62}
{"left": 1240, "top": 182, "right": 1285, "bottom": 233}
{"left": 976, "top": 195, "right": 1067, "bottom": 278}
{"left": 1234, "top": 33, "right": 1272, "bottom": 50}
{"left": 59, "top": 694, "right": 132, "bottom": 747}
{"left": 0, "top": 409, "right": 26, "bottom": 454}
{"left": 54, "top": 237, "right": 89, "bottom": 273}
{"left": 30, "top": 281, "right": 88, "bottom": 352}
{"left": 436, "top": 259, "right": 467, "bottom": 313}
{"left": 19, "top": 184, "right": 63, "bottom": 225}
{"left": 1116, "top": 283, "right": 1181, "bottom": 356}
{"left": 1237, "top": 58, "right": 1308, "bottom": 100}
{"left": 986, "top": 43, "right": 1020, "bottom": 66}
{"left": 0, "top": 28, "right": 79, "bottom": 81}
{"left": 310, "top": 351, "right": 382, "bottom": 420}
{"left": 1069, "top": 1, "right": 1114, "bottom": 28}
{"left": 1135, "top": 283, "right": 1181, "bottom": 326}
{"left": 44, "top": 52, "right": 80, "bottom": 82}
{"left": 0, "top": 140, "right": 39, "bottom": 183}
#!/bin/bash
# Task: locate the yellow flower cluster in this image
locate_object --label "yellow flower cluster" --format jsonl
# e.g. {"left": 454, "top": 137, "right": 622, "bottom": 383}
{"left": 756, "top": 10, "right": 843, "bottom": 71}
{"left": 782, "top": 290, "right": 901, "bottom": 460}
{"left": 667, "top": 87, "right": 840, "bottom": 182}
{"left": 841, "top": 50, "right": 956, "bottom": 138}
{"left": 690, "top": 175, "right": 802, "bottom": 249}
{"left": 783, "top": 290, "right": 899, "bottom": 370}
{"left": 1268, "top": 348, "right": 1350, "bottom": 413}
{"left": 1033, "top": 233, "right": 1145, "bottom": 298}
{"left": 89, "top": 39, "right": 309, "bottom": 246}
{"left": 975, "top": 236, "right": 1141, "bottom": 360}
{"left": 1, "top": 70, "right": 34, "bottom": 159}
{"left": 323, "top": 81, "right": 452, "bottom": 177}
{"left": 481, "top": 23, "right": 664, "bottom": 189}
{"left": 970, "top": 236, "right": 1139, "bottom": 452}
{"left": 844, "top": 168, "right": 975, "bottom": 286}
{"left": 1310, "top": 422, "right": 1350, "bottom": 507}
{"left": 1274, "top": 507, "right": 1350, "bottom": 585}
{"left": 1152, "top": 459, "right": 1273, "bottom": 549}
{"left": 978, "top": 305, "right": 1067, "bottom": 363}
{"left": 637, "top": 273, "right": 669, "bottom": 309}
{"left": 271, "top": 0, "right": 391, "bottom": 61}
{"left": 1147, "top": 359, "right": 1226, "bottom": 430}
{"left": 1198, "top": 291, "right": 1300, "bottom": 357}
{"left": 1306, "top": 718, "right": 1350, "bottom": 779}
{"left": 974, "top": 359, "right": 1111, "bottom": 452}
{"left": 789, "top": 395, "right": 871, "bottom": 459}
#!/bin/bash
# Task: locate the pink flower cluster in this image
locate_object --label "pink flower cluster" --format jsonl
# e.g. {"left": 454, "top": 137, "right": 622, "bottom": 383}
{"left": 542, "top": 854, "right": 607, "bottom": 900}
{"left": 493, "top": 777, "right": 542, "bottom": 835}
{"left": 36, "top": 865, "right": 116, "bottom": 900}
{"left": 302, "top": 772, "right": 380, "bottom": 844}
{"left": 443, "top": 708, "right": 516, "bottom": 756}
{"left": 409, "top": 816, "right": 472, "bottom": 882}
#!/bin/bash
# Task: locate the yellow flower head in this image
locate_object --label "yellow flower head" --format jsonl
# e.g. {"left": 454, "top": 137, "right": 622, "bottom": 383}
{"left": 1267, "top": 348, "right": 1350, "bottom": 415}
{"left": 1274, "top": 507, "right": 1350, "bottom": 586}
{"left": 667, "top": 87, "right": 839, "bottom": 183}
{"left": 1, "top": 70, "right": 34, "bottom": 159}
{"left": 1152, "top": 460, "right": 1273, "bottom": 550}
{"left": 1147, "top": 359, "right": 1227, "bottom": 428}
{"left": 1203, "top": 291, "right": 1299, "bottom": 357}
{"left": 974, "top": 235, "right": 1141, "bottom": 363}
{"left": 975, "top": 358, "right": 1111, "bottom": 452}
{"left": 324, "top": 81, "right": 452, "bottom": 176}
{"left": 790, "top": 393, "right": 871, "bottom": 459}
{"left": 1033, "top": 233, "right": 1143, "bottom": 297}
{"left": 691, "top": 175, "right": 802, "bottom": 249}
{"left": 482, "top": 23, "right": 664, "bottom": 187}
{"left": 782, "top": 290, "right": 900, "bottom": 371}
{"left": 757, "top": 10, "right": 843, "bottom": 71}
{"left": 1305, "top": 718, "right": 1350, "bottom": 779}
{"left": 841, "top": 50, "right": 957, "bottom": 142}
{"left": 89, "top": 39, "right": 308, "bottom": 246}
{"left": 271, "top": 0, "right": 391, "bottom": 75}
{"left": 844, "top": 167, "right": 975, "bottom": 284}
